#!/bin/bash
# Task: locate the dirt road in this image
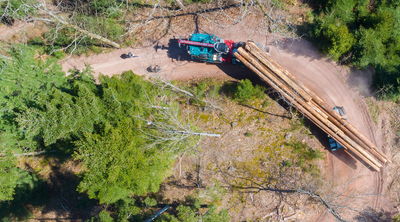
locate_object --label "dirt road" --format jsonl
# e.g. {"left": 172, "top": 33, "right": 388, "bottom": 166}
{"left": 268, "top": 39, "right": 386, "bottom": 221}
{"left": 61, "top": 12, "right": 387, "bottom": 221}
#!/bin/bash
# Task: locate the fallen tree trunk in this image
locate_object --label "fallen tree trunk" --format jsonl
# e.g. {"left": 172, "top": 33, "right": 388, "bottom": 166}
{"left": 43, "top": 10, "right": 121, "bottom": 48}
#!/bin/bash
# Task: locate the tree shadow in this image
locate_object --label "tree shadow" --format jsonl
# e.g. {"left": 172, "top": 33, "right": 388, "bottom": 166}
{"left": 38, "top": 164, "right": 99, "bottom": 220}
{"left": 43, "top": 139, "right": 77, "bottom": 163}
{"left": 129, "top": 3, "right": 244, "bottom": 23}
{"left": 216, "top": 63, "right": 255, "bottom": 80}
{"left": 302, "top": 117, "right": 358, "bottom": 169}
{"left": 239, "top": 103, "right": 292, "bottom": 119}
{"left": 0, "top": 161, "right": 98, "bottom": 221}
{"left": 0, "top": 178, "right": 48, "bottom": 221}
{"left": 0, "top": 16, "right": 15, "bottom": 26}
{"left": 353, "top": 207, "right": 393, "bottom": 222}
{"left": 163, "top": 38, "right": 191, "bottom": 62}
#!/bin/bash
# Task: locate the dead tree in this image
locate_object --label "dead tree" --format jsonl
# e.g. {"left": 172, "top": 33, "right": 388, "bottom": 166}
{"left": 1, "top": 0, "right": 121, "bottom": 49}
{"left": 152, "top": 78, "right": 223, "bottom": 111}
{"left": 133, "top": 86, "right": 221, "bottom": 152}
{"left": 43, "top": 9, "right": 121, "bottom": 48}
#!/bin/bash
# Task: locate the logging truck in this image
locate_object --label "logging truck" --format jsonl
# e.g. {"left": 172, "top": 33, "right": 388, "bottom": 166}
{"left": 177, "top": 34, "right": 388, "bottom": 171}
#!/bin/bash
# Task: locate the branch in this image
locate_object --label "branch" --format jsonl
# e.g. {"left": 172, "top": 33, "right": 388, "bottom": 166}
{"left": 174, "top": 0, "right": 185, "bottom": 10}
{"left": 0, "top": 53, "right": 11, "bottom": 60}
{"left": 254, "top": 0, "right": 275, "bottom": 23}
{"left": 0, "top": 150, "right": 52, "bottom": 157}
{"left": 166, "top": 130, "right": 221, "bottom": 137}
{"left": 153, "top": 78, "right": 223, "bottom": 111}
{"left": 128, "top": 3, "right": 247, "bottom": 23}
{"left": 234, "top": 185, "right": 347, "bottom": 222}
{"left": 157, "top": 79, "right": 194, "bottom": 97}
{"left": 35, "top": 5, "right": 121, "bottom": 48}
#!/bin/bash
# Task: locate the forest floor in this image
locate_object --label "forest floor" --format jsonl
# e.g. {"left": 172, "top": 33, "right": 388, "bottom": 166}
{"left": 1, "top": 4, "right": 397, "bottom": 221}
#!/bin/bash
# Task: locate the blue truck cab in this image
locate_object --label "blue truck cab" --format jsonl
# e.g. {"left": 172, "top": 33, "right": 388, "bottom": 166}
{"left": 186, "top": 33, "right": 225, "bottom": 63}
{"left": 328, "top": 106, "right": 346, "bottom": 151}
{"left": 178, "top": 33, "right": 243, "bottom": 64}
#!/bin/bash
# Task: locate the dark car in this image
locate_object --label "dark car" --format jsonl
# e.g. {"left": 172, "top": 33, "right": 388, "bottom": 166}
{"left": 121, "top": 52, "right": 137, "bottom": 59}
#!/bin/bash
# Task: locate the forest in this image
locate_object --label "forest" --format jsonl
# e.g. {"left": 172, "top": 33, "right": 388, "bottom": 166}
{"left": 0, "top": 0, "right": 399, "bottom": 221}
{"left": 309, "top": 0, "right": 400, "bottom": 100}
{"left": 0, "top": 46, "right": 232, "bottom": 221}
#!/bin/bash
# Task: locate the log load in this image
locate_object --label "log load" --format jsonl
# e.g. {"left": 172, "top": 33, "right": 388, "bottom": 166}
{"left": 234, "top": 41, "right": 388, "bottom": 171}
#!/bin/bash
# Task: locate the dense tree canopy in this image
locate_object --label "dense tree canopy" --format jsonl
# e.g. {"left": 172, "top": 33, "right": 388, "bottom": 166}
{"left": 0, "top": 46, "right": 68, "bottom": 200}
{"left": 159, "top": 205, "right": 230, "bottom": 222}
{"left": 0, "top": 46, "right": 197, "bottom": 206}
{"left": 310, "top": 0, "right": 400, "bottom": 99}
{"left": 75, "top": 73, "right": 198, "bottom": 204}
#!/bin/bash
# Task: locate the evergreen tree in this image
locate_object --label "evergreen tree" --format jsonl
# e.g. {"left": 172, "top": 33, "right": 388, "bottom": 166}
{"left": 310, "top": 0, "right": 400, "bottom": 98}
{"left": 0, "top": 46, "right": 67, "bottom": 201}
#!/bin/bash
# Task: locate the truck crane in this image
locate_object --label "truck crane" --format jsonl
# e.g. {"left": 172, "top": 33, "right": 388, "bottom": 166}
{"left": 178, "top": 33, "right": 244, "bottom": 64}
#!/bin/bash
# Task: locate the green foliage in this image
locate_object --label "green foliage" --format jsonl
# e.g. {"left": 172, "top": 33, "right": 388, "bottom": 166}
{"left": 244, "top": 132, "right": 253, "bottom": 137}
{"left": 75, "top": 72, "right": 198, "bottom": 204}
{"left": 189, "top": 79, "right": 222, "bottom": 99}
{"left": 0, "top": 46, "right": 65, "bottom": 122}
{"left": 314, "top": 20, "right": 355, "bottom": 60}
{"left": 89, "top": 210, "right": 114, "bottom": 222}
{"left": 309, "top": 0, "right": 400, "bottom": 98}
{"left": 55, "top": 0, "right": 124, "bottom": 18}
{"left": 0, "top": 0, "right": 36, "bottom": 24}
{"left": 144, "top": 197, "right": 157, "bottom": 207}
{"left": 158, "top": 204, "right": 230, "bottom": 222}
{"left": 230, "top": 137, "right": 323, "bottom": 192}
{"left": 73, "top": 16, "right": 125, "bottom": 42}
{"left": 0, "top": 160, "right": 36, "bottom": 201}
{"left": 0, "top": 46, "right": 196, "bottom": 208}
{"left": 192, "top": 81, "right": 211, "bottom": 99}
{"left": 284, "top": 140, "right": 324, "bottom": 173}
{"left": 0, "top": 177, "right": 46, "bottom": 221}
{"left": 18, "top": 72, "right": 103, "bottom": 147}
{"left": 233, "top": 79, "right": 266, "bottom": 103}
{"left": 75, "top": 119, "right": 175, "bottom": 204}
{"left": 394, "top": 213, "right": 400, "bottom": 222}
{"left": 89, "top": 0, "right": 123, "bottom": 17}
{"left": 0, "top": 46, "right": 67, "bottom": 201}
{"left": 34, "top": 16, "right": 125, "bottom": 55}
{"left": 113, "top": 198, "right": 141, "bottom": 222}
{"left": 98, "top": 210, "right": 114, "bottom": 222}
{"left": 354, "top": 28, "right": 386, "bottom": 67}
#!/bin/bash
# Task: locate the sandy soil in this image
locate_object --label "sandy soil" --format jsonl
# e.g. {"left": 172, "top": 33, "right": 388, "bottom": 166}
{"left": 60, "top": 10, "right": 389, "bottom": 221}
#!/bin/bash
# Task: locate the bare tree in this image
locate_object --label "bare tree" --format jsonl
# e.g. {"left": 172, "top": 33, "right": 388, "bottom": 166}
{"left": 152, "top": 78, "right": 223, "bottom": 110}
{"left": 209, "top": 134, "right": 385, "bottom": 222}
{"left": 1, "top": 0, "right": 121, "bottom": 50}
{"left": 130, "top": 83, "right": 221, "bottom": 153}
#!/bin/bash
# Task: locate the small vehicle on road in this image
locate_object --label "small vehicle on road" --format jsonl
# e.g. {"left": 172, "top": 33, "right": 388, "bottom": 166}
{"left": 147, "top": 65, "right": 161, "bottom": 73}
{"left": 121, "top": 52, "right": 138, "bottom": 59}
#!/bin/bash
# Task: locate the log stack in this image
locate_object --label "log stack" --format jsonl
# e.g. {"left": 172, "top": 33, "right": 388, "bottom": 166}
{"left": 234, "top": 41, "right": 388, "bottom": 171}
